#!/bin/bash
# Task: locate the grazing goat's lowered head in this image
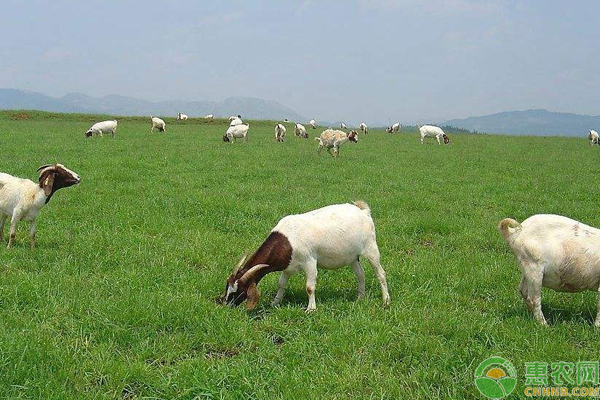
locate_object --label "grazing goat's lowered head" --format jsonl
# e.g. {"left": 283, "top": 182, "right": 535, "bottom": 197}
{"left": 348, "top": 130, "right": 359, "bottom": 143}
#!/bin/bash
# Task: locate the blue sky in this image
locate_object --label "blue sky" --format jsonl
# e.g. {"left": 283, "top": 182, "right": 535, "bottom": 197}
{"left": 1, "top": 0, "right": 598, "bottom": 124}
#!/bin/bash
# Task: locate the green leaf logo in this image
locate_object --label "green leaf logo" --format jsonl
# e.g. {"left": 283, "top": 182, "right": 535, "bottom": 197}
{"left": 474, "top": 357, "right": 517, "bottom": 399}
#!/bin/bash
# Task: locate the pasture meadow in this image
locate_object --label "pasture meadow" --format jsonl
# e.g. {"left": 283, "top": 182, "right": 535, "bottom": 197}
{"left": 0, "top": 110, "right": 599, "bottom": 399}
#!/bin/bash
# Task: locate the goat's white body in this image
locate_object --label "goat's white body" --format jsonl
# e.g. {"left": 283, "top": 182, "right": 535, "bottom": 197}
{"left": 177, "top": 113, "right": 188, "bottom": 120}
{"left": 230, "top": 117, "right": 243, "bottom": 127}
{"left": 0, "top": 174, "right": 46, "bottom": 223}
{"left": 315, "top": 129, "right": 354, "bottom": 156}
{"left": 419, "top": 125, "right": 445, "bottom": 144}
{"left": 391, "top": 122, "right": 400, "bottom": 132}
{"left": 150, "top": 117, "right": 166, "bottom": 132}
{"left": 309, "top": 119, "right": 316, "bottom": 129}
{"left": 204, "top": 114, "right": 214, "bottom": 120}
{"left": 340, "top": 122, "right": 347, "bottom": 130}
{"left": 294, "top": 123, "right": 307, "bottom": 138}
{"left": 225, "top": 124, "right": 249, "bottom": 142}
{"left": 589, "top": 129, "right": 599, "bottom": 145}
{"left": 271, "top": 202, "right": 390, "bottom": 311}
{"left": 275, "top": 124, "right": 286, "bottom": 142}
{"left": 500, "top": 214, "right": 600, "bottom": 325}
{"left": 359, "top": 122, "right": 368, "bottom": 134}
{"left": 87, "top": 120, "right": 117, "bottom": 137}
{"left": 0, "top": 165, "right": 80, "bottom": 249}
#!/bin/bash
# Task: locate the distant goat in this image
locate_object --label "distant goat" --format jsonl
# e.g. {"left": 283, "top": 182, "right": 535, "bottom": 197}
{"left": 218, "top": 201, "right": 390, "bottom": 312}
{"left": 204, "top": 114, "right": 214, "bottom": 120}
{"left": 386, "top": 122, "right": 401, "bottom": 133}
{"left": 0, "top": 164, "right": 80, "bottom": 249}
{"left": 275, "top": 123, "right": 287, "bottom": 142}
{"left": 340, "top": 122, "right": 347, "bottom": 130}
{"left": 294, "top": 123, "right": 308, "bottom": 138}
{"left": 315, "top": 129, "right": 358, "bottom": 157}
{"left": 150, "top": 117, "right": 166, "bottom": 132}
{"left": 223, "top": 124, "right": 250, "bottom": 143}
{"left": 589, "top": 129, "right": 599, "bottom": 146}
{"left": 309, "top": 119, "right": 317, "bottom": 129}
{"left": 177, "top": 113, "right": 188, "bottom": 120}
{"left": 85, "top": 120, "right": 117, "bottom": 138}
{"left": 359, "top": 122, "right": 368, "bottom": 134}
{"left": 230, "top": 116, "right": 243, "bottom": 127}
{"left": 418, "top": 124, "right": 449, "bottom": 145}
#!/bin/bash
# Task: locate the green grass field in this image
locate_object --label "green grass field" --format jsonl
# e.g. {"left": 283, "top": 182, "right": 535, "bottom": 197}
{"left": 1, "top": 110, "right": 599, "bottom": 399}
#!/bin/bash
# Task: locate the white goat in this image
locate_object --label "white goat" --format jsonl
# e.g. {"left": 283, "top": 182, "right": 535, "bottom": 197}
{"left": 0, "top": 164, "right": 80, "bottom": 249}
{"left": 205, "top": 114, "right": 214, "bottom": 120}
{"left": 219, "top": 201, "right": 390, "bottom": 312}
{"left": 386, "top": 122, "right": 401, "bottom": 133}
{"left": 419, "top": 124, "right": 449, "bottom": 145}
{"left": 315, "top": 129, "right": 358, "bottom": 157}
{"left": 223, "top": 124, "right": 250, "bottom": 143}
{"left": 230, "top": 116, "right": 243, "bottom": 127}
{"left": 275, "top": 123, "right": 287, "bottom": 142}
{"left": 309, "top": 119, "right": 317, "bottom": 129}
{"left": 499, "top": 214, "right": 600, "bottom": 326}
{"left": 294, "top": 123, "right": 308, "bottom": 138}
{"left": 177, "top": 113, "right": 188, "bottom": 120}
{"left": 150, "top": 117, "right": 166, "bottom": 132}
{"left": 85, "top": 120, "right": 117, "bottom": 138}
{"left": 340, "top": 122, "right": 347, "bottom": 130}
{"left": 359, "top": 122, "right": 369, "bottom": 134}
{"left": 589, "top": 129, "right": 599, "bottom": 146}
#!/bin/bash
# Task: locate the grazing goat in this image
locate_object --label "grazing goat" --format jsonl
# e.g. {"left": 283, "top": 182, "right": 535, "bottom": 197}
{"left": 275, "top": 123, "right": 287, "bottom": 142}
{"left": 150, "top": 117, "right": 166, "bottom": 132}
{"left": 223, "top": 124, "right": 249, "bottom": 143}
{"left": 85, "top": 120, "right": 117, "bottom": 138}
{"left": 294, "top": 123, "right": 308, "bottom": 138}
{"left": 419, "top": 124, "right": 449, "bottom": 145}
{"left": 0, "top": 164, "right": 80, "bottom": 249}
{"left": 309, "top": 119, "right": 317, "bottom": 129}
{"left": 589, "top": 129, "right": 599, "bottom": 146}
{"left": 204, "top": 114, "right": 214, "bottom": 120}
{"left": 219, "top": 201, "right": 390, "bottom": 312}
{"left": 340, "top": 122, "right": 347, "bottom": 130}
{"left": 359, "top": 122, "right": 369, "bottom": 134}
{"left": 499, "top": 214, "right": 600, "bottom": 326}
{"left": 386, "top": 122, "right": 401, "bottom": 133}
{"left": 177, "top": 113, "right": 188, "bottom": 120}
{"left": 315, "top": 129, "right": 358, "bottom": 157}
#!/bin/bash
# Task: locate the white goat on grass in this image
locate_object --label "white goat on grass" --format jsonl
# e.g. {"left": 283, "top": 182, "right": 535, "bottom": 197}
{"left": 219, "top": 201, "right": 390, "bottom": 312}
{"left": 499, "top": 214, "right": 600, "bottom": 326}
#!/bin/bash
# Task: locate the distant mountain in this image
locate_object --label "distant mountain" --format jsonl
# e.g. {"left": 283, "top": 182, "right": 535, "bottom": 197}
{"left": 0, "top": 88, "right": 306, "bottom": 121}
{"left": 442, "top": 109, "right": 600, "bottom": 136}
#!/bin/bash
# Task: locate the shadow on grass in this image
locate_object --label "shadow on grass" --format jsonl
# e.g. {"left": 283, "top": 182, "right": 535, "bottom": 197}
{"left": 501, "top": 299, "right": 597, "bottom": 326}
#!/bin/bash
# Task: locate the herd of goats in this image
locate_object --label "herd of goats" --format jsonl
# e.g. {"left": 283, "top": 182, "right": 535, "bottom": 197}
{"left": 1, "top": 113, "right": 600, "bottom": 325}
{"left": 83, "top": 114, "right": 451, "bottom": 157}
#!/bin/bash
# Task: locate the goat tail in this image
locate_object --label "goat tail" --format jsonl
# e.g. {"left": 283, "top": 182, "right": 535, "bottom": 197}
{"left": 353, "top": 200, "right": 371, "bottom": 214}
{"left": 498, "top": 218, "right": 522, "bottom": 242}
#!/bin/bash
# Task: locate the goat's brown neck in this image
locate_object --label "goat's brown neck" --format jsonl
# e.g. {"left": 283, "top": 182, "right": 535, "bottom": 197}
{"left": 237, "top": 231, "right": 292, "bottom": 284}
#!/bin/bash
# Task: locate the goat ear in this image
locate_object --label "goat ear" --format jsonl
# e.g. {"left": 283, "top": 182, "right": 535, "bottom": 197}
{"left": 246, "top": 281, "right": 260, "bottom": 310}
{"left": 42, "top": 173, "right": 55, "bottom": 196}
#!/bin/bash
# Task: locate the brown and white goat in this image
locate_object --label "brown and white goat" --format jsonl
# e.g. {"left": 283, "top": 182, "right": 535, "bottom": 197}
{"left": 219, "top": 201, "right": 390, "bottom": 312}
{"left": 315, "top": 129, "right": 358, "bottom": 157}
{"left": 0, "top": 164, "right": 80, "bottom": 249}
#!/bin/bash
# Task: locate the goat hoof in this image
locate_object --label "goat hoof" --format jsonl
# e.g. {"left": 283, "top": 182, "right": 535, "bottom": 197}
{"left": 305, "top": 307, "right": 316, "bottom": 314}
